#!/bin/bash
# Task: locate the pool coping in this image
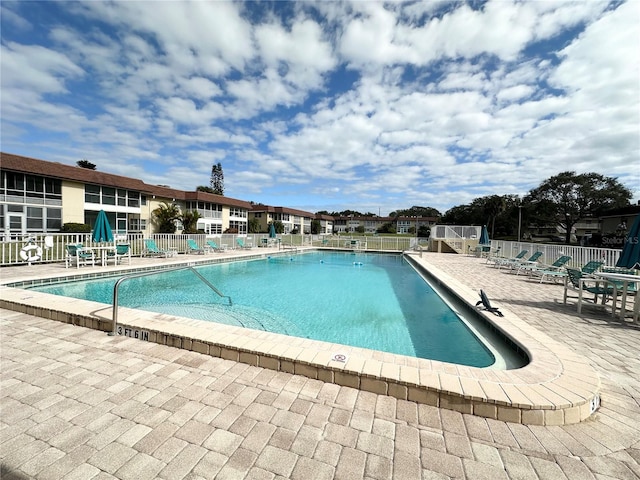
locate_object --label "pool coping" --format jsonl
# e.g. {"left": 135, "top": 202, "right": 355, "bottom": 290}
{"left": 0, "top": 249, "right": 601, "bottom": 425}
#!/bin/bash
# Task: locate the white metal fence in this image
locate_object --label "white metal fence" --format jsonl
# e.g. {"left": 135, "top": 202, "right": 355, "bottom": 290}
{"left": 0, "top": 233, "right": 419, "bottom": 266}
{"left": 431, "top": 225, "right": 482, "bottom": 240}
{"left": 3, "top": 232, "right": 625, "bottom": 268}
{"left": 490, "top": 240, "right": 622, "bottom": 268}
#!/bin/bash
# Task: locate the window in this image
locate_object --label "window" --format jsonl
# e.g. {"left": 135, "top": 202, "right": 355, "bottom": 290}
{"left": 229, "top": 220, "right": 247, "bottom": 234}
{"left": 85, "top": 184, "right": 101, "bottom": 203}
{"left": 141, "top": 195, "right": 147, "bottom": 206}
{"left": 5, "top": 172, "right": 25, "bottom": 197}
{"left": 26, "top": 175, "right": 44, "bottom": 197}
{"left": 44, "top": 178, "right": 62, "bottom": 199}
{"left": 46, "top": 208, "right": 62, "bottom": 230}
{"left": 102, "top": 187, "right": 116, "bottom": 205}
{"left": 127, "top": 191, "right": 139, "bottom": 207}
{"left": 26, "top": 207, "right": 43, "bottom": 229}
{"left": 117, "top": 189, "right": 127, "bottom": 206}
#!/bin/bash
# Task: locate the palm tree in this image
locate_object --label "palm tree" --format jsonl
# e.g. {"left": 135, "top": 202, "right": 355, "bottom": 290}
{"left": 483, "top": 195, "right": 507, "bottom": 238}
{"left": 180, "top": 210, "right": 201, "bottom": 234}
{"left": 152, "top": 202, "right": 180, "bottom": 233}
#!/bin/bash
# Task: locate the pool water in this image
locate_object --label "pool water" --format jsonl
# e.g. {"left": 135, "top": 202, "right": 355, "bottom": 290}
{"left": 29, "top": 252, "right": 498, "bottom": 367}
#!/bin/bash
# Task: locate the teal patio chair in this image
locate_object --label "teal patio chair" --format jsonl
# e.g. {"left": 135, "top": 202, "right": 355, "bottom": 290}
{"left": 523, "top": 255, "right": 572, "bottom": 282}
{"left": 205, "top": 240, "right": 227, "bottom": 253}
{"left": 142, "top": 239, "right": 175, "bottom": 258}
{"left": 489, "top": 249, "right": 527, "bottom": 267}
{"left": 236, "top": 238, "right": 253, "bottom": 249}
{"left": 186, "top": 239, "right": 205, "bottom": 255}
{"left": 65, "top": 243, "right": 95, "bottom": 269}
{"left": 493, "top": 250, "right": 532, "bottom": 269}
{"left": 106, "top": 243, "right": 131, "bottom": 265}
{"left": 563, "top": 267, "right": 618, "bottom": 314}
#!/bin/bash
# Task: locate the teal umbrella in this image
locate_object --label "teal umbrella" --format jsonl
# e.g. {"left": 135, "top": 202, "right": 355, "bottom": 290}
{"left": 269, "top": 223, "right": 276, "bottom": 238}
{"left": 616, "top": 215, "right": 640, "bottom": 269}
{"left": 479, "top": 225, "right": 490, "bottom": 245}
{"left": 92, "top": 210, "right": 114, "bottom": 243}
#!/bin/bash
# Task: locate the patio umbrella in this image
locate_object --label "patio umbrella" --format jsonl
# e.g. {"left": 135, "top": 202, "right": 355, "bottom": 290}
{"left": 269, "top": 223, "right": 276, "bottom": 238}
{"left": 479, "top": 225, "right": 490, "bottom": 245}
{"left": 616, "top": 214, "right": 640, "bottom": 269}
{"left": 92, "top": 210, "right": 114, "bottom": 243}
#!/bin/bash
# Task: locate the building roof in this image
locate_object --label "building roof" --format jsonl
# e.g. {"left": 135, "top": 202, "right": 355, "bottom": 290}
{"left": 1, "top": 152, "right": 149, "bottom": 192}
{"left": 599, "top": 204, "right": 640, "bottom": 218}
{"left": 1, "top": 152, "right": 252, "bottom": 210}
{"left": 251, "top": 205, "right": 315, "bottom": 218}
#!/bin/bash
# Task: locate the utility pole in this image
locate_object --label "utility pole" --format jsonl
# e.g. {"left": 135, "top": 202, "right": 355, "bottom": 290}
{"left": 518, "top": 205, "right": 522, "bottom": 242}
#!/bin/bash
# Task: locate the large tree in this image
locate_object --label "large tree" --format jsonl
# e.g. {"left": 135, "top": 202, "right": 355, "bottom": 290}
{"left": 477, "top": 195, "right": 506, "bottom": 238}
{"left": 210, "top": 162, "right": 224, "bottom": 195}
{"left": 525, "top": 171, "right": 632, "bottom": 244}
{"left": 389, "top": 206, "right": 441, "bottom": 218}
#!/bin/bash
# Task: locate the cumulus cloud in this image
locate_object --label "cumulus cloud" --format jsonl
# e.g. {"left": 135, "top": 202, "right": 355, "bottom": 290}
{"left": 0, "top": 0, "right": 637, "bottom": 215}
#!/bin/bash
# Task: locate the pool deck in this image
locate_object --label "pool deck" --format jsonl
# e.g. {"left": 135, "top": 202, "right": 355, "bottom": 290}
{"left": 1, "top": 250, "right": 639, "bottom": 479}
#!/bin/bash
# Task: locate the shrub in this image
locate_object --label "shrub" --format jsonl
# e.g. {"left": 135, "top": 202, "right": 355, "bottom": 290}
{"left": 61, "top": 222, "right": 91, "bottom": 233}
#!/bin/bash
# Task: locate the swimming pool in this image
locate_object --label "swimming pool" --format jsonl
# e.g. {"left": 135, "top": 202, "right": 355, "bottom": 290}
{"left": 27, "top": 251, "right": 523, "bottom": 368}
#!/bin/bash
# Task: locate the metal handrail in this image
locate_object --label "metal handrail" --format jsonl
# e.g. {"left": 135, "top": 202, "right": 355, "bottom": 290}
{"left": 110, "top": 265, "right": 232, "bottom": 336}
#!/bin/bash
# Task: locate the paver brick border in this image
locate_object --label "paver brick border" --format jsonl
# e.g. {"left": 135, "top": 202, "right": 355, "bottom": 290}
{"left": 0, "top": 251, "right": 601, "bottom": 425}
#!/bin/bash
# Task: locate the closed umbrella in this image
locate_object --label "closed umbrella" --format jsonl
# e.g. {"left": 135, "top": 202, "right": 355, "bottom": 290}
{"left": 269, "top": 223, "right": 276, "bottom": 238}
{"left": 92, "top": 210, "right": 114, "bottom": 243}
{"left": 616, "top": 215, "right": 640, "bottom": 269}
{"left": 479, "top": 225, "right": 490, "bottom": 245}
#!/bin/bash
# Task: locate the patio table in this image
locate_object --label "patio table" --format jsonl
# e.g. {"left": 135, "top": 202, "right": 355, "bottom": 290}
{"left": 86, "top": 245, "right": 117, "bottom": 267}
{"left": 593, "top": 271, "right": 639, "bottom": 323}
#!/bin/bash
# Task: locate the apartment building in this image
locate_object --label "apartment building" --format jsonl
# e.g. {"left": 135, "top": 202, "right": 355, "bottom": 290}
{"left": 249, "top": 205, "right": 317, "bottom": 234}
{"left": 0, "top": 152, "right": 251, "bottom": 239}
{"left": 333, "top": 215, "right": 437, "bottom": 234}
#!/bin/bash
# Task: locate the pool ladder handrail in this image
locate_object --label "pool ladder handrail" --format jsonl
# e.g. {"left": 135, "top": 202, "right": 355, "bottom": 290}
{"left": 110, "top": 265, "right": 232, "bottom": 336}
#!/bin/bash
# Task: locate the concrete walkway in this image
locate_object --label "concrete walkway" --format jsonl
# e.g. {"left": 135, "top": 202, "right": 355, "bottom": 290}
{"left": 1, "top": 252, "right": 639, "bottom": 479}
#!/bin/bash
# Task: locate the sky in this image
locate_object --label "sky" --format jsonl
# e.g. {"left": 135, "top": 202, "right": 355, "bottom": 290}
{"left": 1, "top": 1, "right": 639, "bottom": 216}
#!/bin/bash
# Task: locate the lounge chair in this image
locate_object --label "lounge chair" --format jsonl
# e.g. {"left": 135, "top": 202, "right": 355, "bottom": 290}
{"left": 65, "top": 243, "right": 95, "bottom": 268}
{"left": 563, "top": 267, "right": 618, "bottom": 314}
{"left": 205, "top": 240, "right": 227, "bottom": 253}
{"left": 106, "top": 243, "right": 131, "bottom": 265}
{"left": 186, "top": 239, "right": 205, "bottom": 255}
{"left": 521, "top": 255, "right": 572, "bottom": 282}
{"left": 484, "top": 247, "right": 502, "bottom": 264}
{"left": 492, "top": 250, "right": 531, "bottom": 268}
{"left": 142, "top": 239, "right": 175, "bottom": 258}
{"left": 503, "top": 251, "right": 543, "bottom": 271}
{"left": 236, "top": 238, "right": 253, "bottom": 249}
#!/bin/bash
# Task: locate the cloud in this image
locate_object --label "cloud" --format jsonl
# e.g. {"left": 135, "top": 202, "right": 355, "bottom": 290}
{"left": 1, "top": 0, "right": 638, "bottom": 216}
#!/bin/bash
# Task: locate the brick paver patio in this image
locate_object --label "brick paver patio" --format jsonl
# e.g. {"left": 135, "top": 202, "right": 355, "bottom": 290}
{"left": 1, "top": 252, "right": 639, "bottom": 479}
